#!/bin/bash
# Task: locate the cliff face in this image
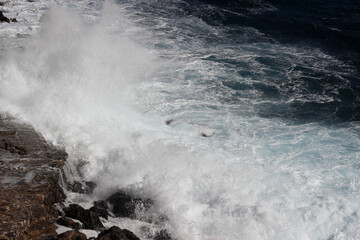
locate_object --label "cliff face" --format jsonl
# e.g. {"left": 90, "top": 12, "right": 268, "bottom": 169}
{"left": 0, "top": 117, "right": 68, "bottom": 239}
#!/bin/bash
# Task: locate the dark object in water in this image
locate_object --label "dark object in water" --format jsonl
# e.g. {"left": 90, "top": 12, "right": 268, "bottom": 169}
{"left": 165, "top": 119, "right": 176, "bottom": 126}
{"left": 107, "top": 191, "right": 154, "bottom": 219}
{"left": 57, "top": 230, "right": 87, "bottom": 240}
{"left": 0, "top": 11, "right": 10, "bottom": 23}
{"left": 68, "top": 181, "right": 97, "bottom": 194}
{"left": 154, "top": 230, "right": 172, "bottom": 240}
{"left": 64, "top": 204, "right": 105, "bottom": 231}
{"left": 56, "top": 217, "right": 82, "bottom": 230}
{"left": 97, "top": 226, "right": 140, "bottom": 240}
{"left": 90, "top": 200, "right": 109, "bottom": 220}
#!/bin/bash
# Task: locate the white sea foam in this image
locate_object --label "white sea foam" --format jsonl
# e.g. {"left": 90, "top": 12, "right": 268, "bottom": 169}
{"left": 1, "top": 1, "right": 360, "bottom": 240}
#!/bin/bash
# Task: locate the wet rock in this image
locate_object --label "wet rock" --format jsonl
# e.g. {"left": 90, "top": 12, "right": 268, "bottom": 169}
{"left": 97, "top": 226, "right": 140, "bottom": 240}
{"left": 107, "top": 192, "right": 154, "bottom": 219}
{"left": 85, "top": 181, "right": 97, "bottom": 194}
{"left": 154, "top": 230, "right": 172, "bottom": 240}
{"left": 121, "top": 229, "right": 141, "bottom": 240}
{"left": 1, "top": 138, "right": 28, "bottom": 155}
{"left": 165, "top": 119, "right": 176, "bottom": 126}
{"left": 64, "top": 204, "right": 105, "bottom": 231}
{"left": 69, "top": 181, "right": 97, "bottom": 194}
{"left": 0, "top": 11, "right": 10, "bottom": 23}
{"left": 0, "top": 119, "right": 67, "bottom": 239}
{"left": 57, "top": 230, "right": 87, "bottom": 240}
{"left": 90, "top": 200, "right": 108, "bottom": 220}
{"left": 69, "top": 181, "right": 85, "bottom": 193}
{"left": 57, "top": 217, "right": 82, "bottom": 230}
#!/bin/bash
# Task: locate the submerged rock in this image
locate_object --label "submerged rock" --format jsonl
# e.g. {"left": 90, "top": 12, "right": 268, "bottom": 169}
{"left": 97, "top": 226, "right": 140, "bottom": 240}
{"left": 57, "top": 230, "right": 87, "bottom": 240}
{"left": 64, "top": 204, "right": 105, "bottom": 231}
{"left": 107, "top": 192, "right": 154, "bottom": 219}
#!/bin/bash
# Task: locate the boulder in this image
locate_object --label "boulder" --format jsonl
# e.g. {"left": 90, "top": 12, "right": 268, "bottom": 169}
{"left": 56, "top": 217, "right": 82, "bottom": 230}
{"left": 64, "top": 204, "right": 105, "bottom": 231}
{"left": 107, "top": 192, "right": 153, "bottom": 219}
{"left": 57, "top": 230, "right": 87, "bottom": 240}
{"left": 69, "top": 181, "right": 97, "bottom": 194}
{"left": 90, "top": 200, "right": 108, "bottom": 220}
{"left": 0, "top": 11, "right": 10, "bottom": 23}
{"left": 154, "top": 230, "right": 172, "bottom": 240}
{"left": 96, "top": 226, "right": 140, "bottom": 240}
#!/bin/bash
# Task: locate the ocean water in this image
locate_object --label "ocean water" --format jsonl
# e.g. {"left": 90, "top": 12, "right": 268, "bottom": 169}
{"left": 1, "top": 0, "right": 360, "bottom": 239}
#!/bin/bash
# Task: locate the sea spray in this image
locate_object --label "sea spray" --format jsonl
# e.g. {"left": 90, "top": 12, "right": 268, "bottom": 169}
{"left": 1, "top": 0, "right": 360, "bottom": 239}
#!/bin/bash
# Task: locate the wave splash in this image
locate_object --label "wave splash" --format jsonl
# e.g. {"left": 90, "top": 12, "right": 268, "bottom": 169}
{"left": 1, "top": 1, "right": 360, "bottom": 240}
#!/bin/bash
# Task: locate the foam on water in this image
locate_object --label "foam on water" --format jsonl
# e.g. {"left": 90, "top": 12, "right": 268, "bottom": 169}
{"left": 1, "top": 0, "right": 360, "bottom": 239}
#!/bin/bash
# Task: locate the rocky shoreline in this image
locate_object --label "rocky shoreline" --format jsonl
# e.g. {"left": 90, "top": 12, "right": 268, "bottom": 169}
{"left": 0, "top": 116, "right": 67, "bottom": 239}
{"left": 0, "top": 117, "right": 171, "bottom": 240}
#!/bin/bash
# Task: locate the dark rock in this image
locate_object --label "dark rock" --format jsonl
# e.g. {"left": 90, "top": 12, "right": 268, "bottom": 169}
{"left": 96, "top": 226, "right": 140, "bottom": 240}
{"left": 1, "top": 138, "right": 28, "bottom": 155}
{"left": 69, "top": 181, "right": 85, "bottom": 193}
{"left": 0, "top": 11, "right": 10, "bottom": 23}
{"left": 107, "top": 192, "right": 154, "bottom": 219}
{"left": 0, "top": 119, "right": 67, "bottom": 239}
{"left": 64, "top": 204, "right": 105, "bottom": 231}
{"left": 85, "top": 181, "right": 97, "bottom": 194}
{"left": 57, "top": 217, "right": 82, "bottom": 230}
{"left": 57, "top": 230, "right": 87, "bottom": 240}
{"left": 200, "top": 132, "right": 209, "bottom": 137}
{"left": 122, "top": 229, "right": 141, "bottom": 240}
{"left": 69, "top": 181, "right": 97, "bottom": 194}
{"left": 154, "top": 230, "right": 172, "bottom": 240}
{"left": 90, "top": 201, "right": 108, "bottom": 220}
{"left": 165, "top": 120, "right": 175, "bottom": 126}
{"left": 11, "top": 18, "right": 17, "bottom": 22}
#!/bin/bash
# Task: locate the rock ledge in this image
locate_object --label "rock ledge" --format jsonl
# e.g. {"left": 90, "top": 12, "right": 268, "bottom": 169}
{"left": 0, "top": 118, "right": 67, "bottom": 239}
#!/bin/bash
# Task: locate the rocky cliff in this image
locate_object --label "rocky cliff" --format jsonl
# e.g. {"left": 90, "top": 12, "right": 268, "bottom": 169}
{"left": 0, "top": 116, "right": 67, "bottom": 239}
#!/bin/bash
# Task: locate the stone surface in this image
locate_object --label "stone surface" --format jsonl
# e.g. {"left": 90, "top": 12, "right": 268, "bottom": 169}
{"left": 0, "top": 118, "right": 67, "bottom": 239}
{"left": 0, "top": 10, "right": 10, "bottom": 23}
{"left": 107, "top": 192, "right": 154, "bottom": 219}
{"left": 57, "top": 217, "right": 82, "bottom": 230}
{"left": 64, "top": 204, "right": 105, "bottom": 231}
{"left": 96, "top": 226, "right": 140, "bottom": 240}
{"left": 57, "top": 230, "right": 87, "bottom": 240}
{"left": 154, "top": 230, "right": 172, "bottom": 240}
{"left": 90, "top": 200, "right": 109, "bottom": 220}
{"left": 68, "top": 181, "right": 97, "bottom": 194}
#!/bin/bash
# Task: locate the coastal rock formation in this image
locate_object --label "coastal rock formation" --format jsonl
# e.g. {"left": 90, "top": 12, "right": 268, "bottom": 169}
{"left": 64, "top": 204, "right": 105, "bottom": 231}
{"left": 96, "top": 226, "right": 140, "bottom": 240}
{"left": 56, "top": 217, "right": 82, "bottom": 230}
{"left": 57, "top": 230, "right": 87, "bottom": 240}
{"left": 0, "top": 10, "right": 17, "bottom": 23}
{"left": 0, "top": 118, "right": 67, "bottom": 239}
{"left": 90, "top": 200, "right": 109, "bottom": 220}
{"left": 107, "top": 192, "right": 154, "bottom": 219}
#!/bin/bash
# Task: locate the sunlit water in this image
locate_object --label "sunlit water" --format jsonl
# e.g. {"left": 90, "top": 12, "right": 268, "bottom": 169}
{"left": 1, "top": 0, "right": 360, "bottom": 239}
